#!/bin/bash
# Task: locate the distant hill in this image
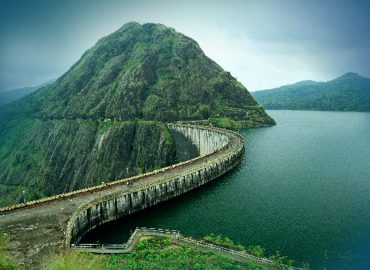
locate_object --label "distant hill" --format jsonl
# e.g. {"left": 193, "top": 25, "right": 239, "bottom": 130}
{"left": 252, "top": 73, "right": 370, "bottom": 111}
{"left": 0, "top": 80, "right": 54, "bottom": 107}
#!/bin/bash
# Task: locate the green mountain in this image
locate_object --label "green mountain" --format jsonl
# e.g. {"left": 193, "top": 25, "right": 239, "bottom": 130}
{"left": 0, "top": 22, "right": 274, "bottom": 206}
{"left": 252, "top": 72, "right": 370, "bottom": 111}
{"left": 0, "top": 80, "right": 54, "bottom": 107}
{"left": 1, "top": 22, "right": 274, "bottom": 125}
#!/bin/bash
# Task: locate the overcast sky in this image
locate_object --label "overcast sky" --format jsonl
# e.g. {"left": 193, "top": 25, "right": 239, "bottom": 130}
{"left": 0, "top": 0, "right": 369, "bottom": 92}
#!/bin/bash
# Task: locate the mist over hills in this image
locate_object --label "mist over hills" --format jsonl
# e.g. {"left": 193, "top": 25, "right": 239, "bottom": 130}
{"left": 252, "top": 73, "right": 370, "bottom": 111}
{"left": 0, "top": 22, "right": 274, "bottom": 206}
{"left": 0, "top": 80, "right": 54, "bottom": 107}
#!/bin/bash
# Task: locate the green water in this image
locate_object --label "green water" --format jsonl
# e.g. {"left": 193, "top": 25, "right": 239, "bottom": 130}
{"left": 82, "top": 110, "right": 370, "bottom": 269}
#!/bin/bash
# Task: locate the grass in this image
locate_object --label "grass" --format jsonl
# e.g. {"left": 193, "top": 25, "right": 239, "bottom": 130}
{"left": 193, "top": 117, "right": 246, "bottom": 130}
{"left": 203, "top": 234, "right": 245, "bottom": 251}
{"left": 0, "top": 234, "right": 19, "bottom": 270}
{"left": 202, "top": 234, "right": 269, "bottom": 259}
{"left": 202, "top": 234, "right": 297, "bottom": 269}
{"left": 46, "top": 237, "right": 270, "bottom": 270}
{"left": 0, "top": 233, "right": 297, "bottom": 270}
{"left": 184, "top": 111, "right": 275, "bottom": 130}
{"left": 97, "top": 121, "right": 113, "bottom": 135}
{"left": 46, "top": 251, "right": 106, "bottom": 270}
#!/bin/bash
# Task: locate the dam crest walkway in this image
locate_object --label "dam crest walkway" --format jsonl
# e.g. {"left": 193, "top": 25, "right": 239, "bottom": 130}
{"left": 0, "top": 123, "right": 244, "bottom": 269}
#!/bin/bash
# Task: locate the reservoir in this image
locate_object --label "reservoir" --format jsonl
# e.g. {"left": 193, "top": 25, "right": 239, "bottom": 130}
{"left": 82, "top": 110, "right": 370, "bottom": 270}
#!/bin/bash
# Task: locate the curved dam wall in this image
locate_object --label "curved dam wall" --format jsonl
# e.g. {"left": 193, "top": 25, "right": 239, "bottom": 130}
{"left": 66, "top": 124, "right": 244, "bottom": 245}
{"left": 169, "top": 124, "right": 229, "bottom": 156}
{"left": 0, "top": 124, "right": 244, "bottom": 269}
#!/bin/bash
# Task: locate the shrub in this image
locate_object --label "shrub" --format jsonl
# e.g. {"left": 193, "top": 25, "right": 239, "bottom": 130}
{"left": 0, "top": 234, "right": 19, "bottom": 270}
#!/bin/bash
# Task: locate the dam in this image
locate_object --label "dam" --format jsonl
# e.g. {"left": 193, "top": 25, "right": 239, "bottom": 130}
{"left": 0, "top": 123, "right": 244, "bottom": 269}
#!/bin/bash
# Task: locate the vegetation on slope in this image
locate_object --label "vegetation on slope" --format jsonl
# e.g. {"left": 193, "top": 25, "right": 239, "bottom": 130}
{"left": 46, "top": 236, "right": 285, "bottom": 270}
{"left": 0, "top": 22, "right": 274, "bottom": 125}
{"left": 1, "top": 232, "right": 302, "bottom": 270}
{"left": 0, "top": 120, "right": 176, "bottom": 206}
{"left": 202, "top": 234, "right": 295, "bottom": 268}
{"left": 181, "top": 107, "right": 272, "bottom": 130}
{"left": 252, "top": 72, "right": 370, "bottom": 111}
{"left": 0, "top": 22, "right": 274, "bottom": 206}
{"left": 0, "top": 234, "right": 19, "bottom": 270}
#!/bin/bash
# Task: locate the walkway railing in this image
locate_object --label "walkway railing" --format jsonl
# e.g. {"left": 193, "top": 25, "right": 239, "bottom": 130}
{"left": 72, "top": 227, "right": 300, "bottom": 270}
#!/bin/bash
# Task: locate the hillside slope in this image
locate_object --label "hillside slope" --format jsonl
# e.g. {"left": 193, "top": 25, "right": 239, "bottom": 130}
{"left": 1, "top": 22, "right": 274, "bottom": 125}
{"left": 0, "top": 22, "right": 274, "bottom": 206}
{"left": 0, "top": 120, "right": 176, "bottom": 206}
{"left": 252, "top": 73, "right": 370, "bottom": 111}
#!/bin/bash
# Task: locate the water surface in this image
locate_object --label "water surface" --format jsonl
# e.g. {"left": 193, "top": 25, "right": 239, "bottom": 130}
{"left": 82, "top": 111, "right": 370, "bottom": 270}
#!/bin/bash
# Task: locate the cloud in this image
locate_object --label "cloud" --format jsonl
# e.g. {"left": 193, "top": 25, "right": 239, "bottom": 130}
{"left": 0, "top": 0, "right": 369, "bottom": 91}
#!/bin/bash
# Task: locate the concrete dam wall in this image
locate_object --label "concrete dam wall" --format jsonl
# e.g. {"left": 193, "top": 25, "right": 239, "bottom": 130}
{"left": 168, "top": 124, "right": 230, "bottom": 156}
{"left": 66, "top": 124, "right": 243, "bottom": 245}
{"left": 0, "top": 124, "right": 244, "bottom": 269}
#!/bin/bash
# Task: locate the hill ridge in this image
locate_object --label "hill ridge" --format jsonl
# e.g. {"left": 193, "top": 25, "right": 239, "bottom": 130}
{"left": 1, "top": 22, "right": 273, "bottom": 126}
{"left": 252, "top": 72, "right": 370, "bottom": 111}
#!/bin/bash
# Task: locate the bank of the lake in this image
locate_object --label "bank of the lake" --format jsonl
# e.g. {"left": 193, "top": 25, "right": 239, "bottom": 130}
{"left": 82, "top": 110, "right": 370, "bottom": 270}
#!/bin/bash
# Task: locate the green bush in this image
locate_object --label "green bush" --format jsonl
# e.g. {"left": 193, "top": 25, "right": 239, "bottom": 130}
{"left": 203, "top": 234, "right": 245, "bottom": 251}
{"left": 45, "top": 236, "right": 271, "bottom": 270}
{"left": 0, "top": 234, "right": 18, "bottom": 270}
{"left": 269, "top": 250, "right": 294, "bottom": 270}
{"left": 248, "top": 245, "right": 266, "bottom": 257}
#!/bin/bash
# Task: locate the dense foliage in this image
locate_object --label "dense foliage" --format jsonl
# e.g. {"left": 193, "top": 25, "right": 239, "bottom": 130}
{"left": 203, "top": 234, "right": 245, "bottom": 251}
{"left": 0, "top": 120, "right": 176, "bottom": 206}
{"left": 188, "top": 109, "right": 272, "bottom": 129}
{"left": 0, "top": 22, "right": 273, "bottom": 124}
{"left": 0, "top": 22, "right": 274, "bottom": 206}
{"left": 252, "top": 73, "right": 370, "bottom": 111}
{"left": 202, "top": 234, "right": 294, "bottom": 268}
{"left": 47, "top": 237, "right": 272, "bottom": 270}
{"left": 2, "top": 234, "right": 301, "bottom": 270}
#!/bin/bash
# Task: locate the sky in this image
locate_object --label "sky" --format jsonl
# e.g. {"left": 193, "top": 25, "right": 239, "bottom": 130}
{"left": 0, "top": 0, "right": 369, "bottom": 92}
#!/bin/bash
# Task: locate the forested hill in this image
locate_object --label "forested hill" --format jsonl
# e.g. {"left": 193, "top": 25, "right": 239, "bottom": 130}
{"left": 0, "top": 86, "right": 38, "bottom": 107}
{"left": 252, "top": 73, "right": 370, "bottom": 111}
{"left": 0, "top": 22, "right": 274, "bottom": 206}
{"left": 0, "top": 22, "right": 274, "bottom": 126}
